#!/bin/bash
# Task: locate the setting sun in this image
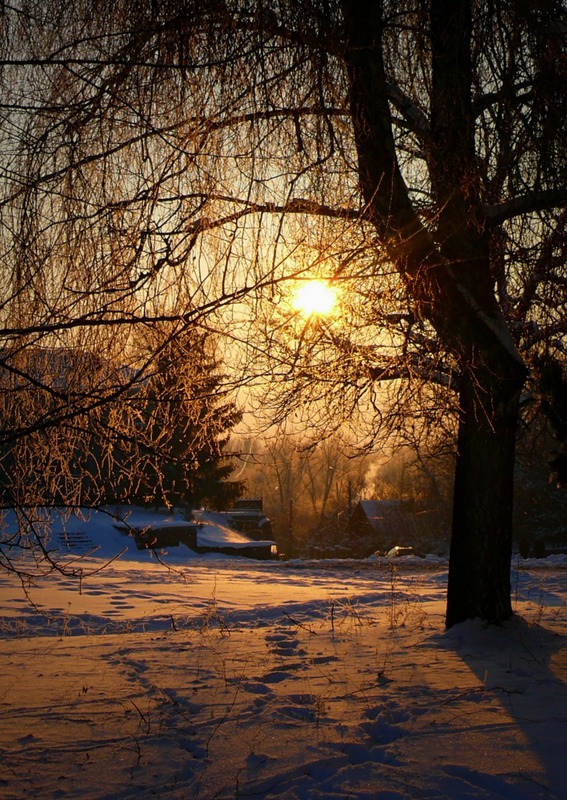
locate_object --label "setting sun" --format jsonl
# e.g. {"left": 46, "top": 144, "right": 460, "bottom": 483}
{"left": 292, "top": 280, "right": 338, "bottom": 317}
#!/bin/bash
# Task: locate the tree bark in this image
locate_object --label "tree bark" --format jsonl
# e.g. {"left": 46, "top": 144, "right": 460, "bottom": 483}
{"left": 446, "top": 359, "right": 524, "bottom": 626}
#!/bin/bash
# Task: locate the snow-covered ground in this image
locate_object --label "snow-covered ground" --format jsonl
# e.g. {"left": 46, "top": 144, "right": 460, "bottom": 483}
{"left": 0, "top": 508, "right": 566, "bottom": 799}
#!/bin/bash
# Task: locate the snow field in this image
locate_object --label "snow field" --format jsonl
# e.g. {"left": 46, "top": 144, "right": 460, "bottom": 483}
{"left": 0, "top": 509, "right": 566, "bottom": 799}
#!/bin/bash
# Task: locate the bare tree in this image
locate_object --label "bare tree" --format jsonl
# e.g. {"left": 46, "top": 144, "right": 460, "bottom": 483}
{"left": 241, "top": 427, "right": 371, "bottom": 548}
{"left": 339, "top": 0, "right": 565, "bottom": 625}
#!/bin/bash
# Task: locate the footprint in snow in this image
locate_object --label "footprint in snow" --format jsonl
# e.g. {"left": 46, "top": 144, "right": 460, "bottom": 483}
{"left": 265, "top": 628, "right": 306, "bottom": 658}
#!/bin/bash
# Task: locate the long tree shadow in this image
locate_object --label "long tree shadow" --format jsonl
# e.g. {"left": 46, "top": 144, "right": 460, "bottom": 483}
{"left": 434, "top": 613, "right": 567, "bottom": 797}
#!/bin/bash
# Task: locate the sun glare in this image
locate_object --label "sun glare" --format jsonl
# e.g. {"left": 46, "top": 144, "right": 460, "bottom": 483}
{"left": 292, "top": 280, "right": 338, "bottom": 317}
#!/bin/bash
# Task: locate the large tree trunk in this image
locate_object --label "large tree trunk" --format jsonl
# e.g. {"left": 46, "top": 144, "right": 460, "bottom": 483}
{"left": 446, "top": 361, "right": 524, "bottom": 627}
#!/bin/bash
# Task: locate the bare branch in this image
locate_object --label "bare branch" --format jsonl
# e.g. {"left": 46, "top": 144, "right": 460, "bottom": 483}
{"left": 485, "top": 190, "right": 567, "bottom": 225}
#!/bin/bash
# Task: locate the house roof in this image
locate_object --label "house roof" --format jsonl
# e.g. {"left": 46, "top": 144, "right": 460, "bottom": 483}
{"left": 350, "top": 499, "right": 414, "bottom": 536}
{"left": 358, "top": 498, "right": 408, "bottom": 517}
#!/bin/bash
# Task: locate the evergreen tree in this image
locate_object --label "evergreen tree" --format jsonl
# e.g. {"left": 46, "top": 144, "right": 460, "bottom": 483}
{"left": 133, "top": 328, "right": 242, "bottom": 511}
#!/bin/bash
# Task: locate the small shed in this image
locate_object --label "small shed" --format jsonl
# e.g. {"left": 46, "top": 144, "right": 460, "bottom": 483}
{"left": 115, "top": 518, "right": 277, "bottom": 560}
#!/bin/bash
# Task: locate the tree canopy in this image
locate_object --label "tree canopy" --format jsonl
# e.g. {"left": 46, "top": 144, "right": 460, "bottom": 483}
{"left": 0, "top": 1, "right": 565, "bottom": 622}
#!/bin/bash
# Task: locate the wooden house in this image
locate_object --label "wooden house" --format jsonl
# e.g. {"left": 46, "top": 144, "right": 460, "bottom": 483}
{"left": 346, "top": 499, "right": 418, "bottom": 557}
